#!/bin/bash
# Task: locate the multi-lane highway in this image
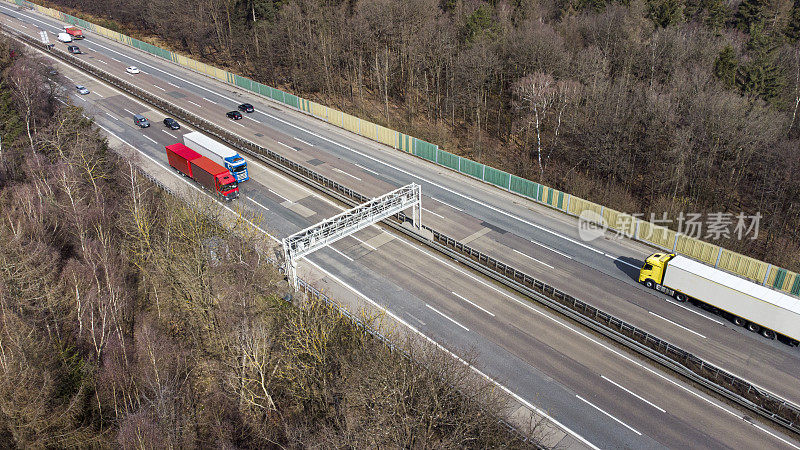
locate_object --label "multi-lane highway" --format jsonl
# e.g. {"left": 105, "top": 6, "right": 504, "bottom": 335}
{"left": 3, "top": 4, "right": 799, "bottom": 448}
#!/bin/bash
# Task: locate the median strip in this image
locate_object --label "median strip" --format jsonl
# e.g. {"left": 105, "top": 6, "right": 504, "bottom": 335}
{"left": 17, "top": 27, "right": 799, "bottom": 437}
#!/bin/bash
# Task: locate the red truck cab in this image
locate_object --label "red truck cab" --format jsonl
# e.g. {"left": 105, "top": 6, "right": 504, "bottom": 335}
{"left": 212, "top": 169, "right": 239, "bottom": 200}
{"left": 64, "top": 26, "right": 83, "bottom": 39}
{"left": 165, "top": 143, "right": 239, "bottom": 200}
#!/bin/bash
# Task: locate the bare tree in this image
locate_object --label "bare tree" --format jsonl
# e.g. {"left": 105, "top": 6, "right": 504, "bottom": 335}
{"left": 513, "top": 73, "right": 581, "bottom": 182}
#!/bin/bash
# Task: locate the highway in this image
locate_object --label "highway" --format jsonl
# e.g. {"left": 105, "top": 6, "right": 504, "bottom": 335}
{"left": 2, "top": 4, "right": 798, "bottom": 448}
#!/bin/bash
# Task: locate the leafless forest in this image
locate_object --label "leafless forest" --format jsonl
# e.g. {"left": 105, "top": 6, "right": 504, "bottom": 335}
{"left": 0, "top": 39, "right": 537, "bottom": 447}
{"left": 41, "top": 0, "right": 800, "bottom": 269}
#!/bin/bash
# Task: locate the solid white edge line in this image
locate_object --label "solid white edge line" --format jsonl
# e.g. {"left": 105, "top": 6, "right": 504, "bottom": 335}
{"left": 575, "top": 395, "right": 642, "bottom": 436}
{"left": 605, "top": 253, "right": 641, "bottom": 269}
{"left": 649, "top": 311, "right": 706, "bottom": 339}
{"left": 25, "top": 6, "right": 798, "bottom": 431}
{"left": 83, "top": 37, "right": 241, "bottom": 102}
{"left": 426, "top": 304, "right": 469, "bottom": 332}
{"left": 252, "top": 107, "right": 613, "bottom": 260}
{"left": 451, "top": 291, "right": 495, "bottom": 317}
{"left": 77, "top": 97, "right": 598, "bottom": 445}
{"left": 94, "top": 123, "right": 279, "bottom": 244}
{"left": 601, "top": 375, "right": 666, "bottom": 413}
{"left": 512, "top": 249, "right": 555, "bottom": 269}
{"left": 301, "top": 258, "right": 599, "bottom": 450}
{"left": 517, "top": 294, "right": 789, "bottom": 442}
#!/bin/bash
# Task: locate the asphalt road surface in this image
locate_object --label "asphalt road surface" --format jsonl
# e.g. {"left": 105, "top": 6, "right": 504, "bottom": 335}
{"left": 3, "top": 5, "right": 799, "bottom": 448}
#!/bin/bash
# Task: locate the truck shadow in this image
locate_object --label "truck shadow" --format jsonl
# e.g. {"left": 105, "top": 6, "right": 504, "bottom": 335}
{"left": 614, "top": 256, "right": 643, "bottom": 282}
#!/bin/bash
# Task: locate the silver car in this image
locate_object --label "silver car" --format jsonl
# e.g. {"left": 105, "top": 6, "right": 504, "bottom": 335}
{"left": 76, "top": 85, "right": 89, "bottom": 95}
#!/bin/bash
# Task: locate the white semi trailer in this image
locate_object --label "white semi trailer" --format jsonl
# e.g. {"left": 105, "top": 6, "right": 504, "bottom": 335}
{"left": 639, "top": 253, "right": 800, "bottom": 345}
{"left": 183, "top": 131, "right": 249, "bottom": 182}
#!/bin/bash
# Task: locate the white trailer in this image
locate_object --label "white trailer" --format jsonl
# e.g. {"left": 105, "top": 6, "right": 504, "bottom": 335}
{"left": 640, "top": 253, "right": 800, "bottom": 344}
{"left": 183, "top": 131, "right": 249, "bottom": 182}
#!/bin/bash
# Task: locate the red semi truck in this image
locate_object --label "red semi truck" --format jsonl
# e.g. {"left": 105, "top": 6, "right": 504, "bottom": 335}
{"left": 165, "top": 143, "right": 239, "bottom": 200}
{"left": 64, "top": 26, "right": 83, "bottom": 39}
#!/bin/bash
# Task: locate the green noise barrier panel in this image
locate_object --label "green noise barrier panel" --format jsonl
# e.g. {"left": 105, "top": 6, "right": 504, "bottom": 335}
{"left": 235, "top": 74, "right": 251, "bottom": 90}
{"left": 414, "top": 138, "right": 437, "bottom": 161}
{"left": 17, "top": 0, "right": 800, "bottom": 297}
{"left": 460, "top": 158, "right": 484, "bottom": 179}
{"left": 270, "top": 88, "right": 285, "bottom": 102}
{"left": 483, "top": 166, "right": 510, "bottom": 189}
{"left": 510, "top": 175, "right": 540, "bottom": 198}
{"left": 773, "top": 269, "right": 787, "bottom": 289}
{"left": 436, "top": 150, "right": 460, "bottom": 171}
{"left": 398, "top": 133, "right": 412, "bottom": 152}
{"left": 284, "top": 93, "right": 300, "bottom": 109}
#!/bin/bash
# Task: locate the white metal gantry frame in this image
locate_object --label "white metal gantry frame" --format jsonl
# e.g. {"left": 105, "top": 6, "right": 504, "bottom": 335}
{"left": 282, "top": 183, "right": 422, "bottom": 290}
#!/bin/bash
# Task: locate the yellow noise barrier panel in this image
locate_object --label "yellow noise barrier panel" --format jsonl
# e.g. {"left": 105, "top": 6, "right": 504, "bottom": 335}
{"left": 717, "top": 250, "right": 769, "bottom": 283}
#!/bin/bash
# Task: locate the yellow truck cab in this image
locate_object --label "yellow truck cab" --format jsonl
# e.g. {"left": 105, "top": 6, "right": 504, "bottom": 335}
{"left": 638, "top": 253, "right": 675, "bottom": 289}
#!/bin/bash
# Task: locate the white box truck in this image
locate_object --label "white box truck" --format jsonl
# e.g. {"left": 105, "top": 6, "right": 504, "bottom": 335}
{"left": 57, "top": 32, "right": 72, "bottom": 43}
{"left": 639, "top": 253, "right": 800, "bottom": 345}
{"left": 183, "top": 131, "right": 248, "bottom": 182}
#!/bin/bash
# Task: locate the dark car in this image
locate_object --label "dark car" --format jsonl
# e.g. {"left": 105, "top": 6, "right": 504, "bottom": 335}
{"left": 226, "top": 110, "right": 242, "bottom": 120}
{"left": 67, "top": 45, "right": 81, "bottom": 54}
{"left": 238, "top": 103, "right": 254, "bottom": 113}
{"left": 163, "top": 117, "right": 180, "bottom": 130}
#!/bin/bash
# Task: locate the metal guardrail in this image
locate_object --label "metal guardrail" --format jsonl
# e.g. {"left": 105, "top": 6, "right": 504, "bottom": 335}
{"left": 101, "top": 139, "right": 537, "bottom": 443}
{"left": 12, "top": 28, "right": 800, "bottom": 437}
{"left": 295, "top": 278, "right": 533, "bottom": 445}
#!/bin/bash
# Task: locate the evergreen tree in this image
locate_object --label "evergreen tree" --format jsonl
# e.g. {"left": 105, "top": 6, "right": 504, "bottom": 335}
{"left": 704, "top": 0, "right": 728, "bottom": 33}
{"left": 713, "top": 45, "right": 738, "bottom": 88}
{"left": 786, "top": 0, "right": 800, "bottom": 41}
{"left": 464, "top": 5, "right": 499, "bottom": 42}
{"left": 738, "top": 24, "right": 786, "bottom": 103}
{"left": 735, "top": 0, "right": 769, "bottom": 32}
{"left": 572, "top": 0, "right": 609, "bottom": 12}
{"left": 648, "top": 0, "right": 685, "bottom": 27}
